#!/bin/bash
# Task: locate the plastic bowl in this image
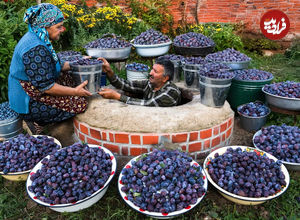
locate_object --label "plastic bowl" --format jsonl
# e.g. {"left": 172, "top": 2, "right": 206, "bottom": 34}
{"left": 237, "top": 102, "right": 270, "bottom": 132}
{"left": 118, "top": 153, "right": 208, "bottom": 219}
{"left": 262, "top": 87, "right": 300, "bottom": 111}
{"left": 0, "top": 135, "right": 61, "bottom": 181}
{"left": 203, "top": 146, "right": 290, "bottom": 205}
{"left": 253, "top": 130, "right": 300, "bottom": 171}
{"left": 131, "top": 41, "right": 172, "bottom": 57}
{"left": 86, "top": 46, "right": 131, "bottom": 61}
{"left": 26, "top": 144, "right": 117, "bottom": 212}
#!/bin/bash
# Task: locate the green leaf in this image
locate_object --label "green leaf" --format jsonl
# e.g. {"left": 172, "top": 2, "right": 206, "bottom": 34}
{"left": 140, "top": 170, "right": 148, "bottom": 176}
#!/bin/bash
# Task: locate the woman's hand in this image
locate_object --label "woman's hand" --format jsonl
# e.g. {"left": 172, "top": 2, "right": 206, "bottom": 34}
{"left": 98, "top": 88, "right": 121, "bottom": 100}
{"left": 74, "top": 80, "right": 92, "bottom": 96}
{"left": 97, "top": 57, "right": 114, "bottom": 78}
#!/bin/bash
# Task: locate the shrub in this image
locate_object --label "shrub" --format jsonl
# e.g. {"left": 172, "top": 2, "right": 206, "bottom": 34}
{"left": 242, "top": 37, "right": 280, "bottom": 55}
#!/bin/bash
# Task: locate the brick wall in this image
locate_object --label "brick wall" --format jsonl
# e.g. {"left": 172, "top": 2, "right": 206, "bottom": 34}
{"left": 82, "top": 0, "right": 300, "bottom": 38}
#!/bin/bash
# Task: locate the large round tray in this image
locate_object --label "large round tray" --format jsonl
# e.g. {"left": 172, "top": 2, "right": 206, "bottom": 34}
{"left": 173, "top": 44, "right": 215, "bottom": 57}
{"left": 132, "top": 41, "right": 172, "bottom": 57}
{"left": 253, "top": 130, "right": 300, "bottom": 171}
{"left": 218, "top": 60, "right": 251, "bottom": 70}
{"left": 86, "top": 46, "right": 131, "bottom": 61}
{"left": 262, "top": 87, "right": 300, "bottom": 111}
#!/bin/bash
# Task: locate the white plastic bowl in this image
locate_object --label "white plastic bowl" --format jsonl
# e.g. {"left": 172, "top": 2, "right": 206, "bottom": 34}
{"left": 131, "top": 40, "right": 172, "bottom": 57}
{"left": 0, "top": 135, "right": 61, "bottom": 181}
{"left": 118, "top": 153, "right": 208, "bottom": 219}
{"left": 253, "top": 130, "right": 300, "bottom": 171}
{"left": 26, "top": 144, "right": 117, "bottom": 212}
{"left": 203, "top": 146, "right": 290, "bottom": 205}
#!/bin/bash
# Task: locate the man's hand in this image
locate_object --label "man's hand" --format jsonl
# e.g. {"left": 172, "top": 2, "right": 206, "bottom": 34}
{"left": 97, "top": 57, "right": 114, "bottom": 78}
{"left": 98, "top": 88, "right": 121, "bottom": 100}
{"left": 74, "top": 80, "right": 92, "bottom": 96}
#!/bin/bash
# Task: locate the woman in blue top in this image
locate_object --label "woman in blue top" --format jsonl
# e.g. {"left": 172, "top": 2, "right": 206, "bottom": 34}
{"left": 8, "top": 3, "right": 91, "bottom": 128}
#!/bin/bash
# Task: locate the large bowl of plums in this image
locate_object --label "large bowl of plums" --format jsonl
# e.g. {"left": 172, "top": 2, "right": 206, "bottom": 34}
{"left": 126, "top": 62, "right": 149, "bottom": 82}
{"left": 84, "top": 34, "right": 131, "bottom": 61}
{"left": 57, "top": 50, "right": 82, "bottom": 64}
{"left": 131, "top": 29, "right": 172, "bottom": 57}
{"left": 204, "top": 146, "right": 289, "bottom": 205}
{"left": 253, "top": 124, "right": 300, "bottom": 171}
{"left": 0, "top": 134, "right": 61, "bottom": 181}
{"left": 205, "top": 48, "right": 251, "bottom": 70}
{"left": 262, "top": 81, "right": 300, "bottom": 111}
{"left": 237, "top": 101, "right": 270, "bottom": 132}
{"left": 118, "top": 149, "right": 207, "bottom": 219}
{"left": 173, "top": 32, "right": 215, "bottom": 57}
{"left": 26, "top": 143, "right": 116, "bottom": 212}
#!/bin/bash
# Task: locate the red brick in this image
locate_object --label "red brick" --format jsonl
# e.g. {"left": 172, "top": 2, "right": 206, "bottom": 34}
{"left": 213, "top": 127, "right": 219, "bottom": 136}
{"left": 172, "top": 133, "right": 187, "bottom": 143}
{"left": 189, "top": 132, "right": 198, "bottom": 141}
{"left": 189, "top": 142, "right": 202, "bottom": 152}
{"left": 73, "top": 119, "right": 79, "bottom": 129}
{"left": 101, "top": 132, "right": 107, "bottom": 141}
{"left": 222, "top": 134, "right": 226, "bottom": 142}
{"left": 228, "top": 118, "right": 233, "bottom": 128}
{"left": 109, "top": 132, "right": 115, "bottom": 142}
{"left": 87, "top": 137, "right": 101, "bottom": 146}
{"left": 200, "top": 128, "right": 212, "bottom": 139}
{"left": 80, "top": 124, "right": 89, "bottom": 135}
{"left": 103, "top": 143, "right": 119, "bottom": 154}
{"left": 121, "top": 146, "right": 129, "bottom": 156}
{"left": 90, "top": 128, "right": 101, "bottom": 140}
{"left": 131, "top": 135, "right": 141, "bottom": 145}
{"left": 212, "top": 137, "right": 221, "bottom": 147}
{"left": 143, "top": 135, "right": 159, "bottom": 145}
{"left": 130, "top": 147, "right": 148, "bottom": 156}
{"left": 181, "top": 145, "right": 187, "bottom": 152}
{"left": 226, "top": 127, "right": 233, "bottom": 139}
{"left": 79, "top": 132, "right": 86, "bottom": 142}
{"left": 220, "top": 122, "right": 228, "bottom": 133}
{"left": 203, "top": 140, "right": 211, "bottom": 150}
{"left": 115, "top": 133, "right": 129, "bottom": 144}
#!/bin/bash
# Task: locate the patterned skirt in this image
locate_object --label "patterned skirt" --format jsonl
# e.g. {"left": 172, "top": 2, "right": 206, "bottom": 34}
{"left": 20, "top": 71, "right": 88, "bottom": 124}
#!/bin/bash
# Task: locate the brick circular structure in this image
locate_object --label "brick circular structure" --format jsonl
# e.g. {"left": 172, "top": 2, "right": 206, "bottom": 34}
{"left": 74, "top": 93, "right": 234, "bottom": 160}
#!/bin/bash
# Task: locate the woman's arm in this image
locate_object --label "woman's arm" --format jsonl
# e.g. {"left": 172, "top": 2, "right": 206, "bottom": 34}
{"left": 61, "top": 61, "right": 70, "bottom": 71}
{"left": 45, "top": 80, "right": 92, "bottom": 96}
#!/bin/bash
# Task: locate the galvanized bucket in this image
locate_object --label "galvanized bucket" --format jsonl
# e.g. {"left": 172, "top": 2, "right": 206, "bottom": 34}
{"left": 70, "top": 63, "right": 102, "bottom": 94}
{"left": 182, "top": 63, "right": 202, "bottom": 89}
{"left": 199, "top": 75, "right": 232, "bottom": 107}
{"left": 170, "top": 60, "right": 182, "bottom": 83}
{"left": 0, "top": 116, "right": 23, "bottom": 139}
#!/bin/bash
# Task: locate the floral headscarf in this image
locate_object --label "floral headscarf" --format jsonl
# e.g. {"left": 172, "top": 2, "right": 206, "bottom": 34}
{"left": 23, "top": 3, "right": 64, "bottom": 63}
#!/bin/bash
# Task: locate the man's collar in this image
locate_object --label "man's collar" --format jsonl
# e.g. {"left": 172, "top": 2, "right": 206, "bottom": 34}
{"left": 148, "top": 80, "right": 171, "bottom": 92}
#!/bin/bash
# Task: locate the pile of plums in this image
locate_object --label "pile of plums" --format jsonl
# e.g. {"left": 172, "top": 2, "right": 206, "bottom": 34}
{"left": 253, "top": 124, "right": 300, "bottom": 163}
{"left": 198, "top": 63, "right": 234, "bottom": 79}
{"left": 57, "top": 51, "right": 81, "bottom": 58}
{"left": 28, "top": 143, "right": 113, "bottom": 204}
{"left": 0, "top": 101, "right": 18, "bottom": 121}
{"left": 133, "top": 29, "right": 171, "bottom": 45}
{"left": 157, "top": 54, "right": 184, "bottom": 62}
{"left": 84, "top": 37, "right": 131, "bottom": 49}
{"left": 173, "top": 32, "right": 214, "bottom": 47}
{"left": 181, "top": 56, "right": 207, "bottom": 65}
{"left": 207, "top": 147, "right": 287, "bottom": 198}
{"left": 71, "top": 58, "right": 103, "bottom": 66}
{"left": 0, "top": 134, "right": 60, "bottom": 174}
{"left": 126, "top": 62, "right": 149, "bottom": 72}
{"left": 233, "top": 69, "right": 273, "bottom": 81}
{"left": 120, "top": 149, "right": 206, "bottom": 213}
{"left": 263, "top": 81, "right": 300, "bottom": 98}
{"left": 205, "top": 48, "right": 251, "bottom": 62}
{"left": 237, "top": 102, "right": 270, "bottom": 117}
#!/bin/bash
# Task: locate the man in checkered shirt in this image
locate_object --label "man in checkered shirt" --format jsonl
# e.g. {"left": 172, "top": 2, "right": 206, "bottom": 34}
{"left": 98, "top": 57, "right": 181, "bottom": 107}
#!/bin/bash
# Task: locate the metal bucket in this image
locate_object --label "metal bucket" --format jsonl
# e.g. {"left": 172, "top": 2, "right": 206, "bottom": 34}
{"left": 238, "top": 110, "right": 270, "bottom": 132}
{"left": 182, "top": 64, "right": 202, "bottom": 89}
{"left": 170, "top": 60, "right": 182, "bottom": 82}
{"left": 0, "top": 116, "right": 23, "bottom": 139}
{"left": 199, "top": 75, "right": 232, "bottom": 107}
{"left": 70, "top": 63, "right": 102, "bottom": 94}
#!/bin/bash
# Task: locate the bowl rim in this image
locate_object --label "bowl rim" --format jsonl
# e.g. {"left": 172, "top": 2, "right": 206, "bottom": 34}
{"left": 69, "top": 61, "right": 103, "bottom": 69}
{"left": 85, "top": 45, "right": 132, "bottom": 50}
{"left": 205, "top": 59, "right": 252, "bottom": 64}
{"left": 118, "top": 152, "right": 208, "bottom": 218}
{"left": 26, "top": 144, "right": 117, "bottom": 208}
{"left": 173, "top": 43, "right": 215, "bottom": 49}
{"left": 0, "top": 135, "right": 61, "bottom": 176}
{"left": 252, "top": 129, "right": 300, "bottom": 167}
{"left": 198, "top": 73, "right": 235, "bottom": 81}
{"left": 236, "top": 101, "right": 271, "bottom": 119}
{"left": 203, "top": 145, "right": 290, "bottom": 202}
{"left": 131, "top": 40, "right": 172, "bottom": 48}
{"left": 262, "top": 86, "right": 300, "bottom": 101}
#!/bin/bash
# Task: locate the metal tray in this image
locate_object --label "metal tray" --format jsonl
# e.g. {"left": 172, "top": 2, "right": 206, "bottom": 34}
{"left": 86, "top": 46, "right": 131, "bottom": 61}
{"left": 173, "top": 44, "right": 215, "bottom": 57}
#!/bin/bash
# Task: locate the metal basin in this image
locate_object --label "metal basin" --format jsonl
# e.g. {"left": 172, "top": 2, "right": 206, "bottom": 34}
{"left": 173, "top": 44, "right": 215, "bottom": 57}
{"left": 86, "top": 46, "right": 131, "bottom": 61}
{"left": 219, "top": 60, "right": 251, "bottom": 70}
{"left": 0, "top": 116, "right": 22, "bottom": 139}
{"left": 131, "top": 41, "right": 172, "bottom": 57}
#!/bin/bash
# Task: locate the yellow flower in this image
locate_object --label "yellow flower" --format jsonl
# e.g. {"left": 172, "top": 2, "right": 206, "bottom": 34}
{"left": 49, "top": 0, "right": 66, "bottom": 5}
{"left": 77, "top": 9, "right": 84, "bottom": 15}
{"left": 216, "top": 28, "right": 222, "bottom": 32}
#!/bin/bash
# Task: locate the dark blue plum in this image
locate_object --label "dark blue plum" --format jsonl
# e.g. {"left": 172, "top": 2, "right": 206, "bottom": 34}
{"left": 205, "top": 48, "right": 251, "bottom": 62}
{"left": 237, "top": 102, "right": 270, "bottom": 117}
{"left": 133, "top": 29, "right": 170, "bottom": 45}
{"left": 263, "top": 81, "right": 300, "bottom": 98}
{"left": 173, "top": 32, "right": 214, "bottom": 47}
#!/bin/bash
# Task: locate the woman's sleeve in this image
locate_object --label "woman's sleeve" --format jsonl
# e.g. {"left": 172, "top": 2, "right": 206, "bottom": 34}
{"left": 22, "top": 45, "right": 56, "bottom": 92}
